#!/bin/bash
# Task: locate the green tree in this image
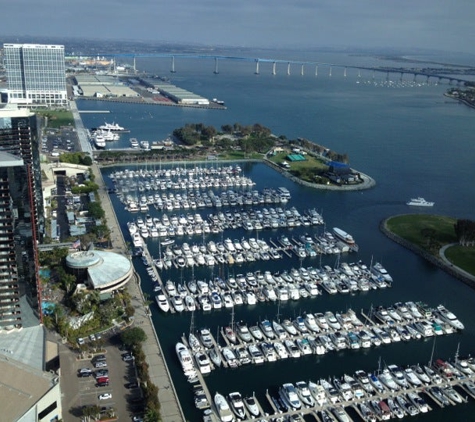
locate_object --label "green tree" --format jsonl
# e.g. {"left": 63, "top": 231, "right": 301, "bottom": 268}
{"left": 87, "top": 202, "right": 105, "bottom": 219}
{"left": 121, "top": 326, "right": 147, "bottom": 347}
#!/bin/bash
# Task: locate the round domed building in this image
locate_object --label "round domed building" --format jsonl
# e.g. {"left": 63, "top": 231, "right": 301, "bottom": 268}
{"left": 66, "top": 250, "right": 133, "bottom": 294}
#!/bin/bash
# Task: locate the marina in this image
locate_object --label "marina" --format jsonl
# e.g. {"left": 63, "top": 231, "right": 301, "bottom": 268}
{"left": 82, "top": 47, "right": 475, "bottom": 422}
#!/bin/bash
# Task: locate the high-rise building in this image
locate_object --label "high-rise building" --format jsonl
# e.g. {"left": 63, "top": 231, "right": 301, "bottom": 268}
{"left": 0, "top": 104, "right": 44, "bottom": 330}
{"left": 4, "top": 43, "right": 68, "bottom": 108}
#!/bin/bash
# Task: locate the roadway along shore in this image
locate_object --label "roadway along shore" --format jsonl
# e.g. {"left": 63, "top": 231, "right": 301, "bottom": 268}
{"left": 91, "top": 163, "right": 186, "bottom": 422}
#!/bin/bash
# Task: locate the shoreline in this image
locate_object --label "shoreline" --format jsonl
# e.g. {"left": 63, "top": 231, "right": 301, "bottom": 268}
{"left": 380, "top": 216, "right": 475, "bottom": 289}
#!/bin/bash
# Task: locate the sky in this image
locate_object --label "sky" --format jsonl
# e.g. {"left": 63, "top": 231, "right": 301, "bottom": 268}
{"left": 2, "top": 0, "right": 475, "bottom": 55}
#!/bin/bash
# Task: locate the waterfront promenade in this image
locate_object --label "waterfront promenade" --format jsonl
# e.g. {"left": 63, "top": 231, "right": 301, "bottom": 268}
{"left": 92, "top": 163, "right": 185, "bottom": 422}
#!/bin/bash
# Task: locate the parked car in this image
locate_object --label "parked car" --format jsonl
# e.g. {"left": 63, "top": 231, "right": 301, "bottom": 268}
{"left": 96, "top": 381, "right": 110, "bottom": 387}
{"left": 126, "top": 382, "right": 139, "bottom": 389}
{"left": 77, "top": 337, "right": 85, "bottom": 345}
{"left": 94, "top": 362, "right": 108, "bottom": 368}
{"left": 78, "top": 368, "right": 92, "bottom": 374}
{"left": 95, "top": 370, "right": 109, "bottom": 377}
{"left": 99, "top": 393, "right": 112, "bottom": 400}
{"left": 89, "top": 334, "right": 96, "bottom": 341}
{"left": 122, "top": 354, "right": 135, "bottom": 362}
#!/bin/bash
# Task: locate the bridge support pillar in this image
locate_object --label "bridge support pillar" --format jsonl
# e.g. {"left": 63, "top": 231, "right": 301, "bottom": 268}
{"left": 315, "top": 65, "right": 318, "bottom": 77}
{"left": 272, "top": 62, "right": 276, "bottom": 75}
{"left": 214, "top": 57, "right": 219, "bottom": 74}
{"left": 344, "top": 67, "right": 347, "bottom": 77}
{"left": 255, "top": 60, "right": 260, "bottom": 75}
{"left": 287, "top": 62, "right": 291, "bottom": 76}
{"left": 301, "top": 64, "right": 304, "bottom": 76}
{"left": 133, "top": 57, "right": 136, "bottom": 74}
{"left": 171, "top": 56, "right": 176, "bottom": 73}
{"left": 329, "top": 66, "right": 332, "bottom": 77}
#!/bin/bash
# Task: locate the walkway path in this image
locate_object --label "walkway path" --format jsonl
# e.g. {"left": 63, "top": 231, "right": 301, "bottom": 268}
{"left": 92, "top": 163, "right": 185, "bottom": 421}
{"left": 70, "top": 100, "right": 93, "bottom": 155}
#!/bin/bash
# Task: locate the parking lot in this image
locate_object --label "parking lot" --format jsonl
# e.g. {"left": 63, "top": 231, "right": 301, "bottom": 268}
{"left": 42, "top": 126, "right": 80, "bottom": 160}
{"left": 60, "top": 337, "right": 144, "bottom": 421}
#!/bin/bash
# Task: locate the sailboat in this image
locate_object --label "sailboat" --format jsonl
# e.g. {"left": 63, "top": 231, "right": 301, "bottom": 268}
{"left": 224, "top": 307, "right": 237, "bottom": 344}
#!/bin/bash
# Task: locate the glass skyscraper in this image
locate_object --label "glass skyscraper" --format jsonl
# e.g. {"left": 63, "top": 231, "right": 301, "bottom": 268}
{"left": 4, "top": 43, "right": 68, "bottom": 108}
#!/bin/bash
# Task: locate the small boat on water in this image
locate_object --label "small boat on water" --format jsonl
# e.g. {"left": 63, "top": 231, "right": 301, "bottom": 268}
{"left": 227, "top": 392, "right": 245, "bottom": 419}
{"left": 406, "top": 197, "right": 434, "bottom": 206}
{"left": 333, "top": 227, "right": 355, "bottom": 245}
{"left": 279, "top": 383, "right": 302, "bottom": 410}
{"left": 244, "top": 395, "right": 260, "bottom": 417}
{"left": 175, "top": 342, "right": 194, "bottom": 373}
{"left": 214, "top": 392, "right": 234, "bottom": 422}
{"left": 155, "top": 292, "right": 170, "bottom": 313}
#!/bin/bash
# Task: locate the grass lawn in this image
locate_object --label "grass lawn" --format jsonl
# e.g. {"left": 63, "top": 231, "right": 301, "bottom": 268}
{"left": 386, "top": 214, "right": 475, "bottom": 276}
{"left": 37, "top": 110, "right": 75, "bottom": 128}
{"left": 445, "top": 245, "right": 475, "bottom": 275}
{"left": 220, "top": 151, "right": 262, "bottom": 160}
{"left": 386, "top": 214, "right": 457, "bottom": 248}
{"left": 269, "top": 151, "right": 329, "bottom": 183}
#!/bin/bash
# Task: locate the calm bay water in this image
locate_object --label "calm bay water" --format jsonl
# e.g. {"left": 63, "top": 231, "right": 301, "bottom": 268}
{"left": 80, "top": 50, "right": 475, "bottom": 421}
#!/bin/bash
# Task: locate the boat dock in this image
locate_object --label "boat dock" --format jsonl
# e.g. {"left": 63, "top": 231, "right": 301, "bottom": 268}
{"left": 78, "top": 110, "right": 111, "bottom": 113}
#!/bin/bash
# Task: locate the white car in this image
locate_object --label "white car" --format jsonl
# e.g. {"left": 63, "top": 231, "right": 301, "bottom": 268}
{"left": 98, "top": 393, "right": 112, "bottom": 400}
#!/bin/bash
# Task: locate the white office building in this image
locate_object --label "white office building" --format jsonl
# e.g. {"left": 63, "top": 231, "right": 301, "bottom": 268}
{"left": 4, "top": 44, "right": 68, "bottom": 108}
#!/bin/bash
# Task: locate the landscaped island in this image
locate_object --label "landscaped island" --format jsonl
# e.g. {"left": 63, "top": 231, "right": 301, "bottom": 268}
{"left": 95, "top": 122, "right": 374, "bottom": 190}
{"left": 382, "top": 214, "right": 475, "bottom": 285}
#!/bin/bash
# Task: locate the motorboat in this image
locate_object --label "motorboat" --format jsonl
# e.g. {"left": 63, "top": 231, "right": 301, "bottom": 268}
{"left": 227, "top": 392, "right": 245, "bottom": 419}
{"left": 430, "top": 386, "right": 450, "bottom": 406}
{"left": 199, "top": 328, "right": 214, "bottom": 349}
{"left": 396, "top": 394, "right": 419, "bottom": 416}
{"left": 436, "top": 304, "right": 465, "bottom": 330}
{"left": 387, "top": 364, "right": 409, "bottom": 389}
{"left": 272, "top": 320, "right": 288, "bottom": 340}
{"left": 324, "top": 311, "right": 341, "bottom": 330}
{"left": 379, "top": 369, "right": 399, "bottom": 391}
{"left": 308, "top": 380, "right": 327, "bottom": 406}
{"left": 295, "top": 381, "right": 315, "bottom": 407}
{"left": 214, "top": 392, "right": 234, "bottom": 422}
{"left": 236, "top": 321, "right": 252, "bottom": 343}
{"left": 279, "top": 383, "right": 302, "bottom": 410}
{"left": 442, "top": 385, "right": 463, "bottom": 404}
{"left": 184, "top": 295, "right": 196, "bottom": 312}
{"left": 359, "top": 402, "right": 377, "bottom": 422}
{"left": 407, "top": 391, "right": 429, "bottom": 413}
{"left": 244, "top": 395, "right": 260, "bottom": 417}
{"left": 221, "top": 347, "right": 239, "bottom": 368}
{"left": 282, "top": 319, "right": 298, "bottom": 336}
{"left": 386, "top": 398, "right": 404, "bottom": 419}
{"left": 284, "top": 339, "right": 301, "bottom": 358}
{"left": 175, "top": 342, "right": 194, "bottom": 373}
{"left": 259, "top": 319, "right": 276, "bottom": 339}
{"left": 333, "top": 227, "right": 355, "bottom": 245}
{"left": 155, "top": 292, "right": 170, "bottom": 313}
{"left": 260, "top": 342, "right": 278, "bottom": 362}
{"left": 370, "top": 262, "right": 393, "bottom": 283}
{"left": 194, "top": 351, "right": 211, "bottom": 374}
{"left": 273, "top": 341, "right": 289, "bottom": 359}
{"left": 249, "top": 325, "right": 264, "bottom": 341}
{"left": 171, "top": 296, "right": 184, "bottom": 312}
{"left": 188, "top": 332, "right": 201, "bottom": 352}
{"left": 248, "top": 343, "right": 265, "bottom": 364}
{"left": 404, "top": 367, "right": 422, "bottom": 387}
{"left": 320, "top": 378, "right": 340, "bottom": 404}
{"left": 304, "top": 313, "right": 320, "bottom": 333}
{"left": 354, "top": 370, "right": 374, "bottom": 394}
{"left": 332, "top": 407, "right": 351, "bottom": 422}
{"left": 406, "top": 197, "right": 434, "bottom": 206}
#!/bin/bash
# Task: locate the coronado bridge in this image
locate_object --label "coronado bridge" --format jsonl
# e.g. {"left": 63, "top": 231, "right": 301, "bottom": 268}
{"left": 93, "top": 52, "right": 470, "bottom": 85}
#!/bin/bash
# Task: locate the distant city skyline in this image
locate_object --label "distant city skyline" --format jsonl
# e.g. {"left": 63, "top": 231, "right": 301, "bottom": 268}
{"left": 1, "top": 0, "right": 475, "bottom": 56}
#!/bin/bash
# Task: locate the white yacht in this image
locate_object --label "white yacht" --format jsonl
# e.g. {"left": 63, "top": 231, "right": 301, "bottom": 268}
{"left": 194, "top": 352, "right": 211, "bottom": 374}
{"left": 436, "top": 304, "right": 464, "bottom": 330}
{"left": 214, "top": 392, "right": 233, "bottom": 422}
{"left": 130, "top": 138, "right": 139, "bottom": 149}
{"left": 175, "top": 342, "right": 194, "bottom": 373}
{"left": 279, "top": 383, "right": 302, "bottom": 410}
{"left": 407, "top": 197, "right": 434, "bottom": 206}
